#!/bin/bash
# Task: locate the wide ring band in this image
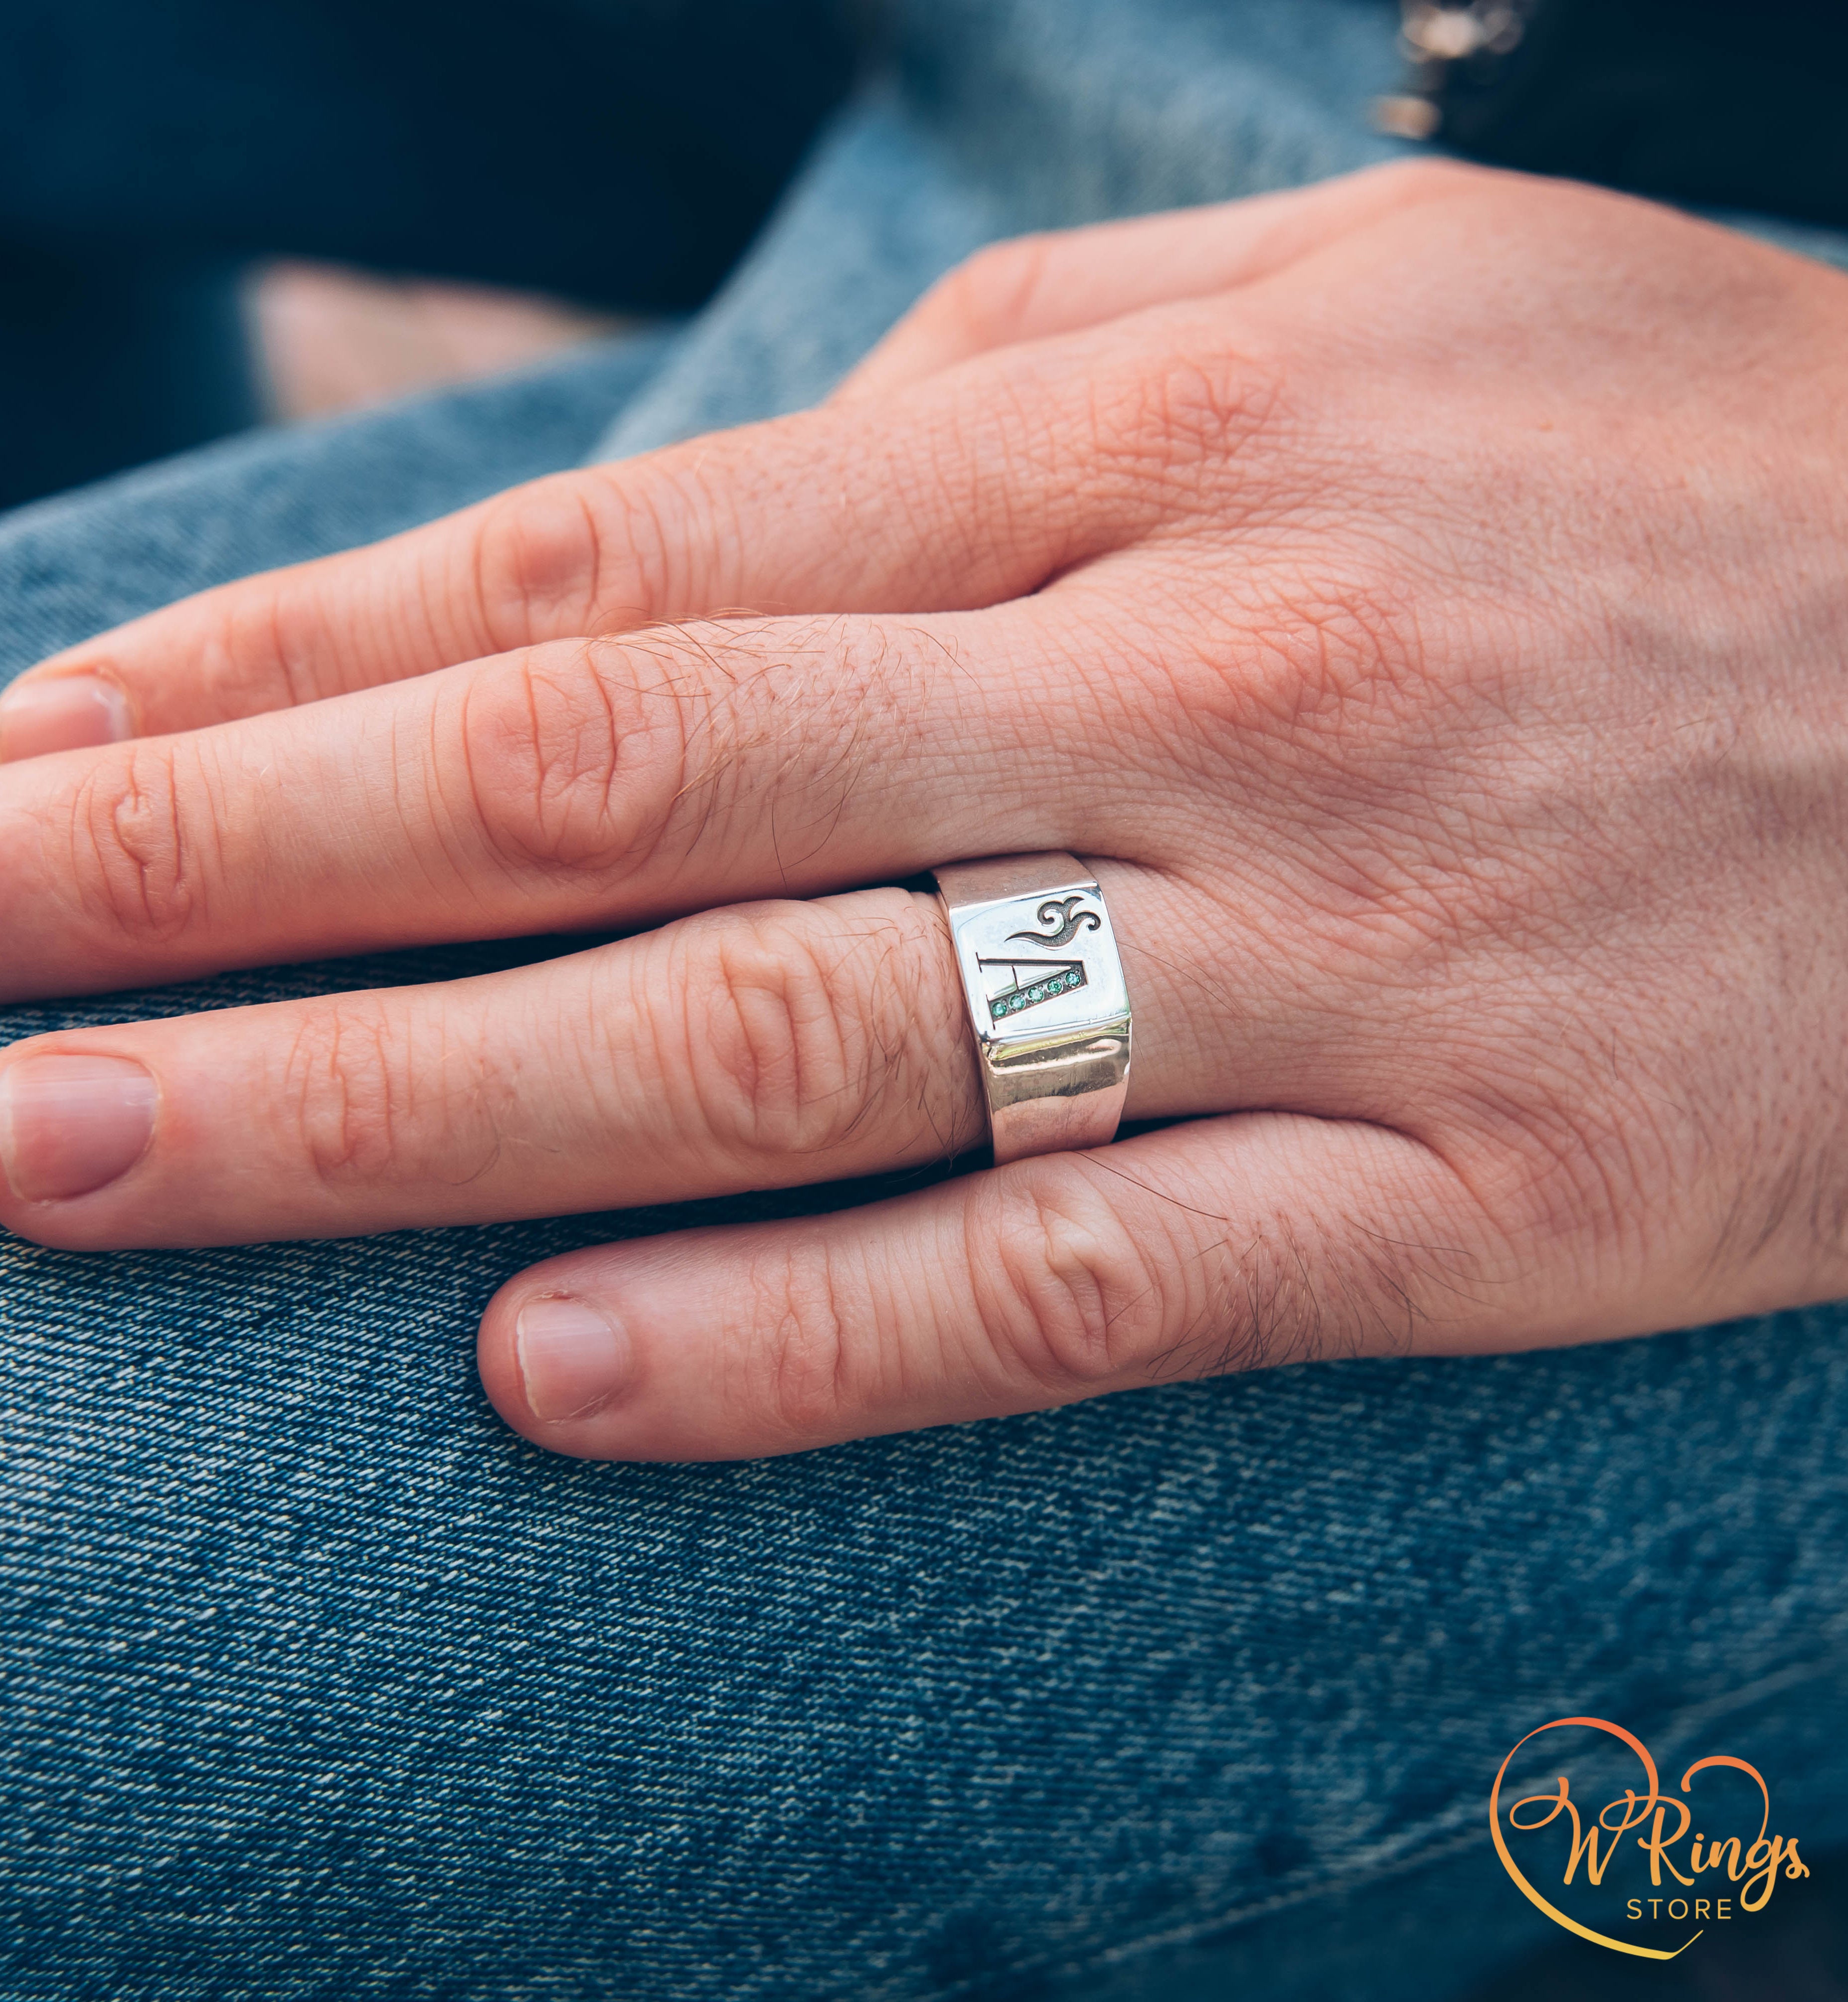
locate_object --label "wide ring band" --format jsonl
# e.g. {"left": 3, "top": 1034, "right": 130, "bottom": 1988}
{"left": 933, "top": 852, "right": 1132, "bottom": 1165}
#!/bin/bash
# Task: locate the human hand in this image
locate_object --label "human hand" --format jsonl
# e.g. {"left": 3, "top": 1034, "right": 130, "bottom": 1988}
{"left": 3, "top": 161, "right": 1847, "bottom": 1458}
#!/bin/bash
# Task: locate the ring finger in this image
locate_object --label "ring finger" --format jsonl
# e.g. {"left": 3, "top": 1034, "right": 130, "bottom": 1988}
{"left": 0, "top": 865, "right": 1238, "bottom": 1250}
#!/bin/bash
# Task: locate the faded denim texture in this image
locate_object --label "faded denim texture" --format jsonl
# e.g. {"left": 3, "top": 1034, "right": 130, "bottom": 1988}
{"left": 4, "top": 2, "right": 1847, "bottom": 1998}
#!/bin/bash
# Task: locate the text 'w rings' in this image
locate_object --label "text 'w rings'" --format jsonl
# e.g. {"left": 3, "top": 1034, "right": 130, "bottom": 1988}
{"left": 933, "top": 852, "right": 1132, "bottom": 1166}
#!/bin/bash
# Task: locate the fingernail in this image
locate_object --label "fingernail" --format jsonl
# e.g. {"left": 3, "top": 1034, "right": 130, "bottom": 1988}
{"left": 0, "top": 673, "right": 132, "bottom": 762}
{"left": 0, "top": 1054, "right": 158, "bottom": 1201}
{"left": 515, "top": 1296, "right": 632, "bottom": 1422}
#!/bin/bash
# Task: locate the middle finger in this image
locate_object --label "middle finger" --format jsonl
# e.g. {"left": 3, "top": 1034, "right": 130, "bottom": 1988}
{"left": 0, "top": 606, "right": 1086, "bottom": 1003}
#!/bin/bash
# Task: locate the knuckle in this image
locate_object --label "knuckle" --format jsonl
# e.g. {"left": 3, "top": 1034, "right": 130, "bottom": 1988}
{"left": 1124, "top": 548, "right": 1427, "bottom": 768}
{"left": 977, "top": 1165, "right": 1173, "bottom": 1389}
{"left": 473, "top": 457, "right": 728, "bottom": 650}
{"left": 66, "top": 742, "right": 207, "bottom": 947}
{"left": 925, "top": 234, "right": 1057, "bottom": 353}
{"left": 749, "top": 1242, "right": 854, "bottom": 1441}
{"left": 1369, "top": 154, "right": 1480, "bottom": 203}
{"left": 176, "top": 585, "right": 319, "bottom": 717}
{"left": 1244, "top": 562, "right": 1426, "bottom": 725}
{"left": 1087, "top": 341, "right": 1288, "bottom": 509}
{"left": 454, "top": 641, "right": 690, "bottom": 884}
{"left": 682, "top": 903, "right": 903, "bottom": 1162}
{"left": 280, "top": 1002, "right": 411, "bottom": 1188}
{"left": 470, "top": 474, "right": 615, "bottom": 650}
{"left": 281, "top": 1001, "right": 502, "bottom": 1194}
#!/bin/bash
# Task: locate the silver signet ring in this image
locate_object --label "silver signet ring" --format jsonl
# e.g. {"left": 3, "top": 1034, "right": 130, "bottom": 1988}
{"left": 933, "top": 852, "right": 1132, "bottom": 1165}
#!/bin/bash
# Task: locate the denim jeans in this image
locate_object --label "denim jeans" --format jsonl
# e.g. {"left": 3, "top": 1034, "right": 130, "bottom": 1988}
{"left": 4, "top": 3, "right": 1847, "bottom": 1998}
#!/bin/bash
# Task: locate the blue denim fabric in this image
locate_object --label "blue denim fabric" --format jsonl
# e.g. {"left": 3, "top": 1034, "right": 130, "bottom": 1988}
{"left": 598, "top": 0, "right": 1408, "bottom": 457}
{"left": 4, "top": 3, "right": 1848, "bottom": 1998}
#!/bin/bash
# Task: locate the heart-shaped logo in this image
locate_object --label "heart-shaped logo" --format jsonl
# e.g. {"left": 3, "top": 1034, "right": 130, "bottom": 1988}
{"left": 1490, "top": 1715, "right": 1811, "bottom": 1959}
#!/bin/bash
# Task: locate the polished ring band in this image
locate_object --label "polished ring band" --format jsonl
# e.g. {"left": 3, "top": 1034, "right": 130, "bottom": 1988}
{"left": 933, "top": 852, "right": 1132, "bottom": 1165}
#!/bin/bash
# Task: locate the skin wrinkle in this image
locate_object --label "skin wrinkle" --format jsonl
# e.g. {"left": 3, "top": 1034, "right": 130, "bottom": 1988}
{"left": 945, "top": 348, "right": 1155, "bottom": 585}
{"left": 420, "top": 532, "right": 477, "bottom": 683}
{"left": 806, "top": 915, "right": 907, "bottom": 1155}
{"left": 1229, "top": 1225, "right": 1291, "bottom": 1377}
{"left": 1352, "top": 1215, "right": 1487, "bottom": 1308}
{"left": 1178, "top": 1146, "right": 1451, "bottom": 1381}
{"left": 410, "top": 678, "right": 485, "bottom": 909}
{"left": 757, "top": 627, "right": 876, "bottom": 882}
{"left": 532, "top": 640, "right": 658, "bottom": 873}
{"left": 1099, "top": 599, "right": 1405, "bottom": 834}
{"left": 1476, "top": 1088, "right": 1659, "bottom": 1294}
{"left": 1805, "top": 1132, "right": 1848, "bottom": 1266}
{"left": 677, "top": 614, "right": 970, "bottom": 879}
{"left": 64, "top": 739, "right": 203, "bottom": 949}
{"left": 1268, "top": 1207, "right": 1394, "bottom": 1367}
{"left": 1134, "top": 344, "right": 1287, "bottom": 505}
{"left": 1702, "top": 1015, "right": 1848, "bottom": 1283}
{"left": 406, "top": 538, "right": 454, "bottom": 706}
{"left": 1280, "top": 1220, "right": 1331, "bottom": 1364}
{"left": 677, "top": 902, "right": 920, "bottom": 1168}
{"left": 611, "top": 941, "right": 682, "bottom": 1166}
{"left": 435, "top": 992, "right": 514, "bottom": 1191}
{"left": 983, "top": 1166, "right": 1176, "bottom": 1392}
{"left": 399, "top": 687, "right": 463, "bottom": 907}
{"left": 449, "top": 638, "right": 676, "bottom": 895}
{"left": 1219, "top": 601, "right": 1416, "bottom": 797}
{"left": 1343, "top": 1244, "right": 1418, "bottom": 1360}
{"left": 641, "top": 457, "right": 726, "bottom": 620}
{"left": 771, "top": 459, "right": 852, "bottom": 609}
{"left": 879, "top": 904, "right": 973, "bottom": 1158}
{"left": 1066, "top": 1153, "right": 1247, "bottom": 1384}
{"left": 149, "top": 611, "right": 235, "bottom": 719}
{"left": 1225, "top": 1137, "right": 1506, "bottom": 1369}
{"left": 480, "top": 470, "right": 641, "bottom": 657}
{"left": 260, "top": 583, "right": 322, "bottom": 716}
{"left": 315, "top": 995, "right": 504, "bottom": 1194}
{"left": 646, "top": 643, "right": 737, "bottom": 871}
{"left": 1736, "top": 1142, "right": 1816, "bottom": 1277}
{"left": 1137, "top": 1246, "right": 1240, "bottom": 1384}
{"left": 539, "top": 475, "right": 625, "bottom": 645}
{"left": 1175, "top": 593, "right": 1593, "bottom": 957}
{"left": 285, "top": 1001, "right": 400, "bottom": 1190}
{"left": 892, "top": 1218, "right": 960, "bottom": 1410}
{"left": 287, "top": 974, "right": 608, "bottom": 1206}
{"left": 751, "top": 1236, "right": 852, "bottom": 1444}
{"left": 916, "top": 388, "right": 1037, "bottom": 591}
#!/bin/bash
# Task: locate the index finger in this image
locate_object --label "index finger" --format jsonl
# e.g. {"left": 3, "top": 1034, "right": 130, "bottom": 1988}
{"left": 0, "top": 351, "right": 1158, "bottom": 760}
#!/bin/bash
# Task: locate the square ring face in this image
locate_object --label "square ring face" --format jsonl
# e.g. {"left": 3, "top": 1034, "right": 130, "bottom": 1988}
{"left": 942, "top": 872, "right": 1131, "bottom": 1049}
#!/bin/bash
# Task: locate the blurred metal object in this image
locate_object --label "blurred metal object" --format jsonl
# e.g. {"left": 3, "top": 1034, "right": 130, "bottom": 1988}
{"left": 1401, "top": 1, "right": 1528, "bottom": 64}
{"left": 1374, "top": 0, "right": 1533, "bottom": 140}
{"left": 1373, "top": 0, "right": 1848, "bottom": 231}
